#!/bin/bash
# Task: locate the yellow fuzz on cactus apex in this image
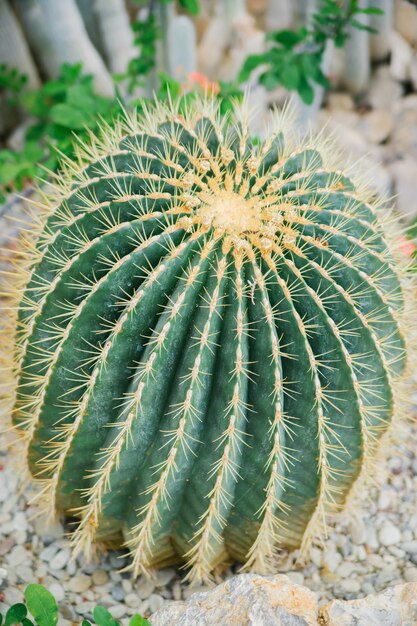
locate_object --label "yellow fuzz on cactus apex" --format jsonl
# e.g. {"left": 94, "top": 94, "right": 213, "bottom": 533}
{"left": 1, "top": 97, "right": 416, "bottom": 584}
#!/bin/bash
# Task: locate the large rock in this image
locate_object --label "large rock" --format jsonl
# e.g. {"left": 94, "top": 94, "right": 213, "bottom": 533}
{"left": 150, "top": 574, "right": 318, "bottom": 626}
{"left": 319, "top": 582, "right": 417, "bottom": 625}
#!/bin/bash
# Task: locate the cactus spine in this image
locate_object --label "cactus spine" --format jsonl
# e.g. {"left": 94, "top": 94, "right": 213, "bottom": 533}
{"left": 3, "top": 98, "right": 413, "bottom": 583}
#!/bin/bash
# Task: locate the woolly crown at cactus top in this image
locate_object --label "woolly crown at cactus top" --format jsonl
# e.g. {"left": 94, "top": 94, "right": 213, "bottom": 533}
{"left": 3, "top": 97, "right": 414, "bottom": 583}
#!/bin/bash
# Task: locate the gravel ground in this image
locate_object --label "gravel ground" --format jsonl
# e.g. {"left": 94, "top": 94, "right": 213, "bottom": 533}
{"left": 1, "top": 421, "right": 417, "bottom": 622}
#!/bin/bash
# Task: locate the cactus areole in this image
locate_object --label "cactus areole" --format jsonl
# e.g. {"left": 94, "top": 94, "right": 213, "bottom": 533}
{"left": 7, "top": 99, "right": 412, "bottom": 582}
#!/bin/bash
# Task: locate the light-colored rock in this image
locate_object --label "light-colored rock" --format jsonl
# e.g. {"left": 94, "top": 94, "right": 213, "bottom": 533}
{"left": 390, "top": 31, "right": 413, "bottom": 82}
{"left": 326, "top": 92, "right": 355, "bottom": 112}
{"left": 379, "top": 522, "right": 402, "bottom": 547}
{"left": 320, "top": 582, "right": 417, "bottom": 625}
{"left": 394, "top": 0, "right": 417, "bottom": 46}
{"left": 150, "top": 574, "right": 318, "bottom": 625}
{"left": 389, "top": 157, "right": 417, "bottom": 221}
{"left": 349, "top": 517, "right": 366, "bottom": 545}
{"left": 403, "top": 567, "right": 417, "bottom": 583}
{"left": 50, "top": 548, "right": 70, "bottom": 570}
{"left": 67, "top": 574, "right": 91, "bottom": 593}
{"left": 358, "top": 109, "right": 393, "bottom": 144}
{"left": 91, "top": 569, "right": 109, "bottom": 586}
{"left": 368, "top": 65, "right": 404, "bottom": 110}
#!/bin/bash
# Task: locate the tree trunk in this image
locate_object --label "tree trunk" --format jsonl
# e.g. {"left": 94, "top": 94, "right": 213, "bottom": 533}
{"left": 0, "top": 0, "right": 40, "bottom": 88}
{"left": 13, "top": 0, "right": 114, "bottom": 95}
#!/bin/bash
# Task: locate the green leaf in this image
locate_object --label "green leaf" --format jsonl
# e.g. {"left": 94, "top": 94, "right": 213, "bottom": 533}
{"left": 266, "top": 29, "right": 304, "bottom": 48}
{"left": 178, "top": 0, "right": 199, "bottom": 14}
{"left": 358, "top": 6, "right": 384, "bottom": 15}
{"left": 24, "top": 585, "right": 58, "bottom": 626}
{"left": 349, "top": 19, "right": 378, "bottom": 33}
{"left": 238, "top": 53, "right": 269, "bottom": 82}
{"left": 49, "top": 103, "right": 92, "bottom": 129}
{"left": 281, "top": 62, "right": 300, "bottom": 90}
{"left": 129, "top": 616, "right": 151, "bottom": 626}
{"left": 82, "top": 621, "right": 92, "bottom": 626}
{"left": 22, "top": 620, "right": 34, "bottom": 626}
{"left": 297, "top": 75, "right": 315, "bottom": 104}
{"left": 5, "top": 604, "right": 27, "bottom": 626}
{"left": 93, "top": 606, "right": 119, "bottom": 626}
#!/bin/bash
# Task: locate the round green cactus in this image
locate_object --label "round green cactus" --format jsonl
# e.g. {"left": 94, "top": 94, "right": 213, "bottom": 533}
{"left": 4, "top": 99, "right": 413, "bottom": 582}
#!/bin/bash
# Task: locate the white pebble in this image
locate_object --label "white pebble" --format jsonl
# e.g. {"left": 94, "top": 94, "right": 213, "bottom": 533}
{"left": 337, "top": 562, "right": 356, "bottom": 578}
{"left": 340, "top": 578, "right": 361, "bottom": 594}
{"left": 40, "top": 545, "right": 58, "bottom": 561}
{"left": 349, "top": 517, "right": 366, "bottom": 545}
{"left": 68, "top": 574, "right": 91, "bottom": 593}
{"left": 92, "top": 569, "right": 109, "bottom": 586}
{"left": 125, "top": 593, "right": 141, "bottom": 609}
{"left": 108, "top": 605, "right": 127, "bottom": 619}
{"left": 50, "top": 549, "right": 71, "bottom": 570}
{"left": 286, "top": 571, "right": 304, "bottom": 586}
{"left": 404, "top": 567, "right": 417, "bottom": 582}
{"left": 137, "top": 578, "right": 156, "bottom": 600}
{"left": 149, "top": 594, "right": 164, "bottom": 613}
{"left": 322, "top": 550, "right": 342, "bottom": 573}
{"left": 48, "top": 583, "right": 65, "bottom": 602}
{"left": 7, "top": 545, "right": 29, "bottom": 567}
{"left": 402, "top": 540, "right": 417, "bottom": 553}
{"left": 379, "top": 522, "right": 401, "bottom": 547}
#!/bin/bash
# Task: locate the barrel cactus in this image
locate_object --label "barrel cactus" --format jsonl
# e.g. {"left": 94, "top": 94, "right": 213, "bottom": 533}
{"left": 5, "top": 98, "right": 412, "bottom": 583}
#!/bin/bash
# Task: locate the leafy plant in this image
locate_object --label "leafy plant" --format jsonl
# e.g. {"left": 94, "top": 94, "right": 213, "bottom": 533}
{"left": 0, "top": 63, "right": 122, "bottom": 202}
{"left": 0, "top": 585, "right": 150, "bottom": 626}
{"left": 7, "top": 97, "right": 411, "bottom": 584}
{"left": 239, "top": 0, "right": 384, "bottom": 103}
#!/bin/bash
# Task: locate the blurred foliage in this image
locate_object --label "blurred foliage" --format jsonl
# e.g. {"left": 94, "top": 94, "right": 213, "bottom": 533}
{"left": 239, "top": 0, "right": 384, "bottom": 103}
{"left": 0, "top": 584, "right": 151, "bottom": 626}
{"left": 0, "top": 64, "right": 123, "bottom": 202}
{"left": 0, "top": 0, "right": 385, "bottom": 201}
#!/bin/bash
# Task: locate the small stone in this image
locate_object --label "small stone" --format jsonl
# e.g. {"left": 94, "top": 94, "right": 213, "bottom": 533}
{"left": 379, "top": 522, "right": 401, "bottom": 547}
{"left": 337, "top": 562, "right": 356, "bottom": 579}
{"left": 149, "top": 594, "right": 164, "bottom": 613}
{"left": 390, "top": 31, "right": 413, "bottom": 82}
{"left": 92, "top": 569, "right": 109, "bottom": 586}
{"left": 339, "top": 578, "right": 361, "bottom": 595}
{"left": 68, "top": 574, "right": 91, "bottom": 593}
{"left": 172, "top": 582, "right": 182, "bottom": 601}
{"left": 7, "top": 545, "right": 29, "bottom": 567}
{"left": 349, "top": 517, "right": 366, "bottom": 545}
{"left": 125, "top": 593, "right": 141, "bottom": 609}
{"left": 402, "top": 540, "right": 417, "bottom": 554}
{"left": 368, "top": 65, "right": 404, "bottom": 110}
{"left": 390, "top": 157, "right": 417, "bottom": 221}
{"left": 0, "top": 536, "right": 16, "bottom": 556}
{"left": 404, "top": 567, "right": 417, "bottom": 583}
{"left": 15, "top": 565, "right": 35, "bottom": 583}
{"left": 108, "top": 605, "right": 126, "bottom": 620}
{"left": 40, "top": 544, "right": 58, "bottom": 561}
{"left": 326, "top": 93, "right": 355, "bottom": 112}
{"left": 60, "top": 605, "right": 77, "bottom": 621}
{"left": 48, "top": 583, "right": 65, "bottom": 603}
{"left": 286, "top": 571, "right": 304, "bottom": 586}
{"left": 111, "top": 585, "right": 125, "bottom": 603}
{"left": 50, "top": 549, "right": 70, "bottom": 570}
{"left": 395, "top": 0, "right": 417, "bottom": 46}
{"left": 156, "top": 568, "right": 176, "bottom": 587}
{"left": 323, "top": 551, "right": 342, "bottom": 573}
{"left": 358, "top": 109, "right": 393, "bottom": 145}
{"left": 137, "top": 577, "right": 156, "bottom": 600}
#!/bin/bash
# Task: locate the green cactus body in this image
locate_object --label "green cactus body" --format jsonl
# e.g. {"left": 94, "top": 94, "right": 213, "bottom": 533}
{"left": 6, "top": 99, "right": 412, "bottom": 583}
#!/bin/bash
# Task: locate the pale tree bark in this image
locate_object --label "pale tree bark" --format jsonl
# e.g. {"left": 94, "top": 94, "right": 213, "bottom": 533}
{"left": 93, "top": 0, "right": 136, "bottom": 74}
{"left": 13, "top": 0, "right": 114, "bottom": 95}
{"left": 0, "top": 0, "right": 40, "bottom": 88}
